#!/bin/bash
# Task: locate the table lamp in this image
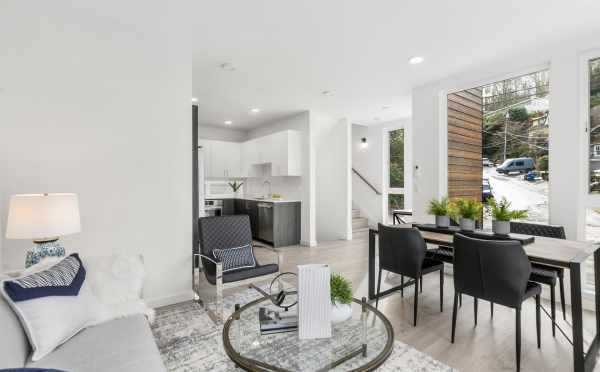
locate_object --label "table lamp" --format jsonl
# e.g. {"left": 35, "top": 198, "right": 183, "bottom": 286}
{"left": 6, "top": 193, "right": 81, "bottom": 267}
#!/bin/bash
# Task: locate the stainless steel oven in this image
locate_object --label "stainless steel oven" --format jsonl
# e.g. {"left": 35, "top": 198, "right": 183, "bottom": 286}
{"left": 204, "top": 199, "right": 223, "bottom": 217}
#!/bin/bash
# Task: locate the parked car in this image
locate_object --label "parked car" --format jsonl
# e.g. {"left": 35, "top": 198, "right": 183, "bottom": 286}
{"left": 482, "top": 178, "right": 493, "bottom": 201}
{"left": 524, "top": 170, "right": 542, "bottom": 182}
{"left": 496, "top": 157, "right": 535, "bottom": 174}
{"left": 482, "top": 158, "right": 493, "bottom": 167}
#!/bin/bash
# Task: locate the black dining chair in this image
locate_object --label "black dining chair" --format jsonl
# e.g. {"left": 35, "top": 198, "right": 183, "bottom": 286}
{"left": 510, "top": 221, "right": 566, "bottom": 337}
{"left": 452, "top": 233, "right": 541, "bottom": 372}
{"left": 376, "top": 224, "right": 444, "bottom": 326}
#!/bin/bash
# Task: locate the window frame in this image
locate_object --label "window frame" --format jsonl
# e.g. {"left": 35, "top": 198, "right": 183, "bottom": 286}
{"left": 580, "top": 50, "right": 600, "bottom": 296}
{"left": 383, "top": 121, "right": 411, "bottom": 223}
{"left": 584, "top": 52, "right": 600, "bottom": 202}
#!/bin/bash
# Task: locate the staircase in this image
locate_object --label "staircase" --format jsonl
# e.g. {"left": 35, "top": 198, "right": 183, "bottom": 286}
{"left": 352, "top": 208, "right": 368, "bottom": 233}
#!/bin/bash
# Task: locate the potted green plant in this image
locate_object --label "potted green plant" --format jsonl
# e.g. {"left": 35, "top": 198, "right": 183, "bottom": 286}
{"left": 330, "top": 273, "right": 353, "bottom": 324}
{"left": 449, "top": 198, "right": 483, "bottom": 232}
{"left": 488, "top": 197, "right": 528, "bottom": 235}
{"left": 428, "top": 196, "right": 450, "bottom": 228}
{"left": 228, "top": 181, "right": 244, "bottom": 196}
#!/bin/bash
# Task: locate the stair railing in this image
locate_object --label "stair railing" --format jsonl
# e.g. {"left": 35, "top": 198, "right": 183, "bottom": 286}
{"left": 352, "top": 168, "right": 381, "bottom": 195}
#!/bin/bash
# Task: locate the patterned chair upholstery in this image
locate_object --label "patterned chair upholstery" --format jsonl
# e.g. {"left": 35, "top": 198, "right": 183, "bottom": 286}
{"left": 194, "top": 215, "right": 280, "bottom": 322}
{"left": 510, "top": 221, "right": 567, "bottom": 336}
{"left": 510, "top": 222, "right": 566, "bottom": 240}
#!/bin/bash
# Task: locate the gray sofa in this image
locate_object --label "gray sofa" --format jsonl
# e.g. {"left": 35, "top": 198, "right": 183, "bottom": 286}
{"left": 0, "top": 291, "right": 166, "bottom": 372}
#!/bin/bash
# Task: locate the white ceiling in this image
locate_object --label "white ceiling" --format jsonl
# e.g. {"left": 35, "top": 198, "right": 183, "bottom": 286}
{"left": 193, "top": 0, "right": 600, "bottom": 130}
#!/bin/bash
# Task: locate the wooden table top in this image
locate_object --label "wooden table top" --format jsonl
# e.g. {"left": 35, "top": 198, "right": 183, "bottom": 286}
{"left": 370, "top": 225, "right": 599, "bottom": 267}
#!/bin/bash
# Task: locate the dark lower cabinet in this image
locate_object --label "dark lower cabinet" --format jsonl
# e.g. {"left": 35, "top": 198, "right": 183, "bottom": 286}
{"left": 247, "top": 200, "right": 259, "bottom": 238}
{"left": 222, "top": 199, "right": 234, "bottom": 215}
{"left": 232, "top": 199, "right": 300, "bottom": 247}
{"left": 271, "top": 202, "right": 301, "bottom": 247}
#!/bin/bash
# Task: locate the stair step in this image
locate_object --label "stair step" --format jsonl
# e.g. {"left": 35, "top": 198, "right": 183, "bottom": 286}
{"left": 352, "top": 209, "right": 361, "bottom": 218}
{"left": 352, "top": 217, "right": 368, "bottom": 230}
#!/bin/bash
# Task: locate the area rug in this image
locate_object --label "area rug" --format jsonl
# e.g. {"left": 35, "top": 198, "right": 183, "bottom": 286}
{"left": 151, "top": 287, "right": 456, "bottom": 371}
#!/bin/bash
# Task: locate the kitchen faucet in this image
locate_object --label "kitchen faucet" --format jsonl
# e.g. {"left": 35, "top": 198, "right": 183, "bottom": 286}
{"left": 262, "top": 180, "right": 272, "bottom": 199}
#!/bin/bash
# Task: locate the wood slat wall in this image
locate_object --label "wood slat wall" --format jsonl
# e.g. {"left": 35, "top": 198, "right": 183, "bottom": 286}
{"left": 448, "top": 88, "right": 483, "bottom": 200}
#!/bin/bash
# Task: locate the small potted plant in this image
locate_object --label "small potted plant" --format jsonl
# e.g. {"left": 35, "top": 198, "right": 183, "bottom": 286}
{"left": 488, "top": 197, "right": 528, "bottom": 236}
{"left": 428, "top": 196, "right": 450, "bottom": 228}
{"left": 330, "top": 273, "right": 353, "bottom": 324}
{"left": 449, "top": 197, "right": 482, "bottom": 232}
{"left": 228, "top": 180, "right": 244, "bottom": 196}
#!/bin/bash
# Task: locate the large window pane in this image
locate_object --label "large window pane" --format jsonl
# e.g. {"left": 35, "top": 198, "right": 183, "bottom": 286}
{"left": 480, "top": 70, "right": 550, "bottom": 227}
{"left": 589, "top": 58, "right": 600, "bottom": 193}
{"left": 389, "top": 129, "right": 404, "bottom": 188}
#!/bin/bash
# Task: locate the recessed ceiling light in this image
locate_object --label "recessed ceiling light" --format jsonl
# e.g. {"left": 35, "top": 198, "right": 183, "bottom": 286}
{"left": 250, "top": 108, "right": 261, "bottom": 113}
{"left": 408, "top": 56, "right": 424, "bottom": 65}
{"left": 322, "top": 90, "right": 334, "bottom": 96}
{"left": 220, "top": 63, "right": 236, "bottom": 72}
{"left": 381, "top": 106, "right": 390, "bottom": 110}
{"left": 224, "top": 120, "right": 232, "bottom": 125}
{"left": 374, "top": 117, "right": 381, "bottom": 121}
{"left": 191, "top": 97, "right": 198, "bottom": 103}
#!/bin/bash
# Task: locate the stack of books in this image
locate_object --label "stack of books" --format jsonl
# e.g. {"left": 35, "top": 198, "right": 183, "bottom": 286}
{"left": 259, "top": 307, "right": 298, "bottom": 334}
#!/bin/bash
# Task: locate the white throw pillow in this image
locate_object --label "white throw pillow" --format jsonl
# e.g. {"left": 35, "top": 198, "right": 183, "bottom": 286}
{"left": 1, "top": 255, "right": 106, "bottom": 361}
{"left": 82, "top": 254, "right": 145, "bottom": 305}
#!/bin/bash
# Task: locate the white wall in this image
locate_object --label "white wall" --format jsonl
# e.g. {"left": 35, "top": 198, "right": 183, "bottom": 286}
{"left": 246, "top": 112, "right": 316, "bottom": 245}
{"left": 412, "top": 30, "right": 600, "bottom": 240}
{"left": 0, "top": 1, "right": 192, "bottom": 307}
{"left": 199, "top": 125, "right": 248, "bottom": 142}
{"left": 315, "top": 117, "right": 352, "bottom": 241}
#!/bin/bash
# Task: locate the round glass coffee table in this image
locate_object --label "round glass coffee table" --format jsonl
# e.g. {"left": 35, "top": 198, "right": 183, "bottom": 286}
{"left": 223, "top": 297, "right": 394, "bottom": 371}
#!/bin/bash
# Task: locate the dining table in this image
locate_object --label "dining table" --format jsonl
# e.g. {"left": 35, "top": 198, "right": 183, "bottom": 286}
{"left": 367, "top": 223, "right": 600, "bottom": 372}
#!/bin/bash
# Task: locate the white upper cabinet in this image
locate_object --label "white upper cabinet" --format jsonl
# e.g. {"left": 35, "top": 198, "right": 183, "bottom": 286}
{"left": 268, "top": 130, "right": 301, "bottom": 176}
{"left": 200, "top": 139, "right": 242, "bottom": 178}
{"left": 200, "top": 130, "right": 301, "bottom": 179}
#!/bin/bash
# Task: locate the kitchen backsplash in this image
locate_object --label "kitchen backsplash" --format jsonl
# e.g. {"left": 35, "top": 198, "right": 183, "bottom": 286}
{"left": 243, "top": 176, "right": 303, "bottom": 201}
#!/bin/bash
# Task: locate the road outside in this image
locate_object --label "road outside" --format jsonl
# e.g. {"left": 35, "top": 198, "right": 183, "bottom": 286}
{"left": 483, "top": 166, "right": 600, "bottom": 242}
{"left": 483, "top": 166, "right": 548, "bottom": 227}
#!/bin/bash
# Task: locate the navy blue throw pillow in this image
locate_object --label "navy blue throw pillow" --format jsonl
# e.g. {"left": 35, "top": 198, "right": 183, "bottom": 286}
{"left": 3, "top": 254, "right": 86, "bottom": 302}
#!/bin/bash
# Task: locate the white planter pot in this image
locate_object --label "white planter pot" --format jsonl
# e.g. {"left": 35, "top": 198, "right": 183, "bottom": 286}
{"left": 492, "top": 220, "right": 510, "bottom": 236}
{"left": 435, "top": 215, "right": 450, "bottom": 228}
{"left": 460, "top": 218, "right": 475, "bottom": 232}
{"left": 331, "top": 302, "right": 352, "bottom": 324}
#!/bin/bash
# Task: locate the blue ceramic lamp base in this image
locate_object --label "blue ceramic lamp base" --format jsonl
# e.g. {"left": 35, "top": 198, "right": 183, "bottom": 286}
{"left": 25, "top": 239, "right": 66, "bottom": 268}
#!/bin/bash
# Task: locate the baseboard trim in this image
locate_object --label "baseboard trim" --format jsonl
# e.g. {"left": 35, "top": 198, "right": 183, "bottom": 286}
{"left": 146, "top": 290, "right": 195, "bottom": 309}
{"left": 300, "top": 239, "right": 318, "bottom": 247}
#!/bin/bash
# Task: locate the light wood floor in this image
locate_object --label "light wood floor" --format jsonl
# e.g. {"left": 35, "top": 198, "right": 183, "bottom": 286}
{"left": 255, "top": 230, "right": 599, "bottom": 372}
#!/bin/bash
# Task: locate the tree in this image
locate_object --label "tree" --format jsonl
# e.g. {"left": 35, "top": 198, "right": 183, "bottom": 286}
{"left": 389, "top": 129, "right": 404, "bottom": 188}
{"left": 508, "top": 106, "right": 528, "bottom": 122}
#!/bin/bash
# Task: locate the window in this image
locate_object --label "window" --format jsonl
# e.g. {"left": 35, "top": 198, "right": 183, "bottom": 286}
{"left": 584, "top": 56, "right": 600, "bottom": 296}
{"left": 480, "top": 70, "right": 550, "bottom": 227}
{"left": 589, "top": 58, "right": 600, "bottom": 193}
{"left": 389, "top": 129, "right": 404, "bottom": 189}
{"left": 388, "top": 128, "right": 406, "bottom": 220}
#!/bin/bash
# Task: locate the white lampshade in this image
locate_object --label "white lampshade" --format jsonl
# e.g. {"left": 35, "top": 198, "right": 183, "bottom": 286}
{"left": 5, "top": 193, "right": 81, "bottom": 240}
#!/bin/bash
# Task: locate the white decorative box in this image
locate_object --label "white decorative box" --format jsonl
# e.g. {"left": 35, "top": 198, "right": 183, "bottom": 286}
{"left": 298, "top": 264, "right": 331, "bottom": 339}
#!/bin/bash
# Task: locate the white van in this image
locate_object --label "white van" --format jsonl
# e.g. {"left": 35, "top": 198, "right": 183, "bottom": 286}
{"left": 496, "top": 157, "right": 535, "bottom": 174}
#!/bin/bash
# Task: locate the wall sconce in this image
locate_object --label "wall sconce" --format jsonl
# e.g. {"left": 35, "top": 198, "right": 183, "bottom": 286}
{"left": 361, "top": 137, "right": 368, "bottom": 149}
